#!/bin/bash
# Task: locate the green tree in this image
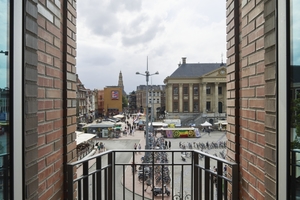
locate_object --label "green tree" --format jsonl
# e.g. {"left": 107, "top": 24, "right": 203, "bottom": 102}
{"left": 291, "top": 94, "right": 300, "bottom": 149}
{"left": 122, "top": 96, "right": 128, "bottom": 109}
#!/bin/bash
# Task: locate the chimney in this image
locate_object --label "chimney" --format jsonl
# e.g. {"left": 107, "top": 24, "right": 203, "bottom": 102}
{"left": 182, "top": 57, "right": 186, "bottom": 64}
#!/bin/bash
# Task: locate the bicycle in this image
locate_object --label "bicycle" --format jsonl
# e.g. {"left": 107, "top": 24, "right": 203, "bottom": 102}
{"left": 173, "top": 191, "right": 191, "bottom": 200}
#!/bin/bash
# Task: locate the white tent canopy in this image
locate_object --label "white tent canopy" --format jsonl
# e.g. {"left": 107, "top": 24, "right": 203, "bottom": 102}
{"left": 76, "top": 132, "right": 96, "bottom": 145}
{"left": 148, "top": 122, "right": 168, "bottom": 127}
{"left": 201, "top": 121, "right": 212, "bottom": 127}
{"left": 214, "top": 120, "right": 228, "bottom": 125}
{"left": 113, "top": 114, "right": 124, "bottom": 118}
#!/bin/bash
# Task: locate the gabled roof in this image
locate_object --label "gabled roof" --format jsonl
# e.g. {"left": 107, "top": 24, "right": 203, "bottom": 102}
{"left": 169, "top": 63, "right": 226, "bottom": 78}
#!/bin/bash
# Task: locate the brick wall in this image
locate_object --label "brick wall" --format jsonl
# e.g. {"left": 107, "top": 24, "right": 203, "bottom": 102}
{"left": 24, "top": 0, "right": 77, "bottom": 199}
{"left": 226, "top": 0, "right": 277, "bottom": 199}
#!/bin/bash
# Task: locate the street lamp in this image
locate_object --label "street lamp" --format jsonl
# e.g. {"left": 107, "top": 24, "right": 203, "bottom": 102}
{"left": 136, "top": 58, "right": 159, "bottom": 149}
{"left": 149, "top": 86, "right": 154, "bottom": 133}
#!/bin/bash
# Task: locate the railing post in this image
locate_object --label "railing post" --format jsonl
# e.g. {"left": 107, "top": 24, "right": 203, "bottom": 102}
{"left": 193, "top": 152, "right": 200, "bottom": 199}
{"left": 96, "top": 156, "right": 102, "bottom": 200}
{"left": 67, "top": 164, "right": 74, "bottom": 200}
{"left": 82, "top": 162, "right": 89, "bottom": 200}
{"left": 231, "top": 164, "right": 238, "bottom": 200}
{"left": 204, "top": 156, "right": 210, "bottom": 200}
{"left": 107, "top": 151, "right": 113, "bottom": 200}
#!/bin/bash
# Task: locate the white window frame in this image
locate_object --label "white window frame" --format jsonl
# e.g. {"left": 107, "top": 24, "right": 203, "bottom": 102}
{"left": 278, "top": 0, "right": 287, "bottom": 198}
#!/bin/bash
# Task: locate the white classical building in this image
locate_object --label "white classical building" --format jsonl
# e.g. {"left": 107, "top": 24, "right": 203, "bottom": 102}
{"left": 163, "top": 57, "right": 227, "bottom": 125}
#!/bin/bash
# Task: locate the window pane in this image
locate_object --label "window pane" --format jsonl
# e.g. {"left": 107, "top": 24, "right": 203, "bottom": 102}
{"left": 0, "top": 0, "right": 11, "bottom": 199}
{"left": 206, "top": 86, "right": 211, "bottom": 94}
{"left": 289, "top": 1, "right": 300, "bottom": 199}
{"left": 291, "top": 0, "right": 300, "bottom": 65}
{"left": 206, "top": 102, "right": 211, "bottom": 111}
{"left": 218, "top": 86, "right": 222, "bottom": 95}
{"left": 173, "top": 87, "right": 178, "bottom": 95}
{"left": 193, "top": 102, "right": 198, "bottom": 112}
{"left": 183, "top": 86, "right": 188, "bottom": 95}
{"left": 183, "top": 102, "right": 188, "bottom": 112}
{"left": 193, "top": 86, "right": 198, "bottom": 95}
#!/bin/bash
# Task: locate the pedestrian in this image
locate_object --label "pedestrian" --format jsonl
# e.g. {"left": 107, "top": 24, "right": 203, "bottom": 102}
{"left": 165, "top": 141, "right": 168, "bottom": 149}
{"left": 134, "top": 143, "right": 137, "bottom": 153}
{"left": 131, "top": 162, "right": 136, "bottom": 173}
{"left": 169, "top": 141, "right": 171, "bottom": 149}
{"left": 144, "top": 179, "right": 152, "bottom": 192}
{"left": 97, "top": 144, "right": 101, "bottom": 153}
{"left": 224, "top": 165, "right": 227, "bottom": 177}
{"left": 138, "top": 143, "right": 141, "bottom": 154}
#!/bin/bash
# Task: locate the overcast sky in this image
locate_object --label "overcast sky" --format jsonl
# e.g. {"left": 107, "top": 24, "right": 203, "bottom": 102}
{"left": 76, "top": 0, "right": 227, "bottom": 94}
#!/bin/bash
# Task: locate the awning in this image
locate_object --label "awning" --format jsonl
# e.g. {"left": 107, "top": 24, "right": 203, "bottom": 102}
{"left": 214, "top": 120, "right": 228, "bottom": 125}
{"left": 113, "top": 114, "right": 124, "bottom": 118}
{"left": 76, "top": 132, "right": 96, "bottom": 145}
{"left": 201, "top": 121, "right": 212, "bottom": 127}
{"left": 149, "top": 122, "right": 168, "bottom": 127}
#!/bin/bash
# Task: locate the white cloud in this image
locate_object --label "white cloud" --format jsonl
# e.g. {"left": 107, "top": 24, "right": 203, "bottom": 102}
{"left": 77, "top": 0, "right": 227, "bottom": 93}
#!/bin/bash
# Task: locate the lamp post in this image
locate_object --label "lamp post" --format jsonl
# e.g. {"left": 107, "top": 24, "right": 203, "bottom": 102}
{"left": 136, "top": 58, "right": 159, "bottom": 149}
{"left": 150, "top": 86, "right": 154, "bottom": 133}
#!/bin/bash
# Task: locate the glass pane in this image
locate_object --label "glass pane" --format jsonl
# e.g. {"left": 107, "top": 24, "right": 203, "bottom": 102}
{"left": 291, "top": 0, "right": 300, "bottom": 65}
{"left": 289, "top": 0, "right": 300, "bottom": 199}
{"left": 0, "top": 0, "right": 10, "bottom": 199}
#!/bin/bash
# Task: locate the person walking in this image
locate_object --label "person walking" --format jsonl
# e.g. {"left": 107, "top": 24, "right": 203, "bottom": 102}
{"left": 169, "top": 141, "right": 171, "bottom": 150}
{"left": 134, "top": 143, "right": 137, "bottom": 154}
{"left": 138, "top": 143, "right": 141, "bottom": 154}
{"left": 131, "top": 162, "right": 136, "bottom": 173}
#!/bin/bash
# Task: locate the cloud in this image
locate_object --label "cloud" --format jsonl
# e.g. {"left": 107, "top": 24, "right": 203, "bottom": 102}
{"left": 122, "top": 16, "right": 165, "bottom": 46}
{"left": 77, "top": 0, "right": 227, "bottom": 92}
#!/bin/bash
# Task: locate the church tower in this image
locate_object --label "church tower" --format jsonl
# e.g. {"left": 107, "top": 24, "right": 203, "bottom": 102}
{"left": 118, "top": 71, "right": 124, "bottom": 92}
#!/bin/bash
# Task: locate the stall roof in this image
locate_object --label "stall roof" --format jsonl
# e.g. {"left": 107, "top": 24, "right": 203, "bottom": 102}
{"left": 76, "top": 132, "right": 96, "bottom": 145}
{"left": 149, "top": 122, "right": 168, "bottom": 127}
{"left": 160, "top": 127, "right": 195, "bottom": 131}
{"left": 87, "top": 121, "right": 115, "bottom": 128}
{"left": 113, "top": 114, "right": 125, "bottom": 118}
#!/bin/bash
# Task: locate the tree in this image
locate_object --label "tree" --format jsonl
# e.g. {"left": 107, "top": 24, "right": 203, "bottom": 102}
{"left": 291, "top": 93, "right": 300, "bottom": 149}
{"left": 122, "top": 96, "right": 128, "bottom": 109}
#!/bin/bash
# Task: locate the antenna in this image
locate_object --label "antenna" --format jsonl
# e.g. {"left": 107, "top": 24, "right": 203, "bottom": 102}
{"left": 147, "top": 56, "right": 148, "bottom": 71}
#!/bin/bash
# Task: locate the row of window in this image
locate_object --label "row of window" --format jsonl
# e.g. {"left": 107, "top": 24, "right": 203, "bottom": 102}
{"left": 173, "top": 86, "right": 223, "bottom": 95}
{"left": 172, "top": 101, "right": 223, "bottom": 113}
{"left": 149, "top": 99, "right": 160, "bottom": 103}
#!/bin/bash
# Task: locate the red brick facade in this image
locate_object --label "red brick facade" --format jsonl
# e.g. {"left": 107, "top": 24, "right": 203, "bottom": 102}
{"left": 24, "top": 0, "right": 77, "bottom": 199}
{"left": 226, "top": 0, "right": 276, "bottom": 199}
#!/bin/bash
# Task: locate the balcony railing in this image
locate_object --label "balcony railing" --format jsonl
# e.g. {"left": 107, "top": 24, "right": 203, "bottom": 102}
{"left": 67, "top": 149, "right": 238, "bottom": 200}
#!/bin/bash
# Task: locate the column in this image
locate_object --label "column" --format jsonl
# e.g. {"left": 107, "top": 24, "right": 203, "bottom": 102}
{"left": 202, "top": 83, "right": 207, "bottom": 113}
{"left": 179, "top": 83, "right": 183, "bottom": 112}
{"left": 189, "top": 83, "right": 193, "bottom": 112}
{"left": 215, "top": 82, "right": 219, "bottom": 113}
{"left": 167, "top": 84, "right": 173, "bottom": 112}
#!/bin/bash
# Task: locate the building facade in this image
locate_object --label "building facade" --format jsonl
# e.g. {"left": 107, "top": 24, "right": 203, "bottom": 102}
{"left": 127, "top": 91, "right": 137, "bottom": 114}
{"left": 103, "top": 86, "right": 123, "bottom": 117}
{"left": 97, "top": 89, "right": 105, "bottom": 117}
{"left": 136, "top": 85, "right": 166, "bottom": 120}
{"left": 0, "top": 0, "right": 77, "bottom": 199}
{"left": 227, "top": 0, "right": 299, "bottom": 199}
{"left": 164, "top": 57, "right": 227, "bottom": 125}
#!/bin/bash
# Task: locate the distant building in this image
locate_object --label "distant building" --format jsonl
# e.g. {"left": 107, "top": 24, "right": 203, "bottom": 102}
{"left": 96, "top": 89, "right": 105, "bottom": 117}
{"left": 136, "top": 85, "right": 166, "bottom": 120}
{"left": 127, "top": 91, "right": 137, "bottom": 114}
{"left": 163, "top": 57, "right": 226, "bottom": 125}
{"left": 103, "top": 86, "right": 123, "bottom": 116}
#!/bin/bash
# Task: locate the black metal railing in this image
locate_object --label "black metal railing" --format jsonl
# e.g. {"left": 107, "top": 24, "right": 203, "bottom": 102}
{"left": 0, "top": 154, "right": 9, "bottom": 200}
{"left": 67, "top": 150, "right": 238, "bottom": 200}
